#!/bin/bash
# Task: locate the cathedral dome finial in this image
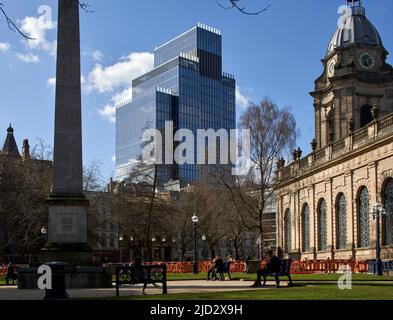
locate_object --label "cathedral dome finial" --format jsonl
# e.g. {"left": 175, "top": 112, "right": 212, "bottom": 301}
{"left": 327, "top": 0, "right": 382, "bottom": 56}
{"left": 7, "top": 123, "right": 14, "bottom": 134}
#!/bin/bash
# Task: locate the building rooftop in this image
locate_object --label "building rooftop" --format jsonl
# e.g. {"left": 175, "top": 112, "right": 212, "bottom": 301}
{"left": 327, "top": 1, "right": 382, "bottom": 56}
{"left": 1, "top": 124, "right": 21, "bottom": 157}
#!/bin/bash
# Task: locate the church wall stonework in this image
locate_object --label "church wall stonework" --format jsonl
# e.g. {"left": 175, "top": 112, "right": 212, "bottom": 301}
{"left": 277, "top": 130, "right": 393, "bottom": 260}
{"left": 276, "top": 1, "right": 393, "bottom": 261}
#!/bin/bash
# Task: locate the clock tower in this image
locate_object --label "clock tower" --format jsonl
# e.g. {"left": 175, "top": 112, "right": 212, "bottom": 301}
{"left": 311, "top": 0, "right": 393, "bottom": 150}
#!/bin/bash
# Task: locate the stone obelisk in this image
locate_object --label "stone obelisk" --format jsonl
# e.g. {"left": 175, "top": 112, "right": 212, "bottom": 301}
{"left": 42, "top": 0, "right": 91, "bottom": 264}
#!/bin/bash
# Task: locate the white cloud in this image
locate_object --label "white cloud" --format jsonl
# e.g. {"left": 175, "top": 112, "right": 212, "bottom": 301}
{"left": 92, "top": 50, "right": 103, "bottom": 62}
{"left": 15, "top": 53, "right": 40, "bottom": 63}
{"left": 112, "top": 87, "right": 133, "bottom": 105}
{"left": 87, "top": 52, "right": 154, "bottom": 93}
{"left": 111, "top": 155, "right": 116, "bottom": 162}
{"left": 99, "top": 105, "right": 116, "bottom": 123}
{"left": 47, "top": 77, "right": 56, "bottom": 87}
{"left": 236, "top": 85, "right": 250, "bottom": 109}
{"left": 97, "top": 87, "right": 134, "bottom": 123}
{"left": 91, "top": 52, "right": 154, "bottom": 123}
{"left": 19, "top": 15, "right": 57, "bottom": 55}
{"left": 0, "top": 42, "right": 10, "bottom": 53}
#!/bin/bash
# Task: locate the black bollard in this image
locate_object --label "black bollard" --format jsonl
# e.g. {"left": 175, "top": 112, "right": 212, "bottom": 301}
{"left": 43, "top": 262, "right": 69, "bottom": 300}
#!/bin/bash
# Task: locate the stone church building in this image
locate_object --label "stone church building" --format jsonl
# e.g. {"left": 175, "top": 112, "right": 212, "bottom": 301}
{"left": 276, "top": 0, "right": 393, "bottom": 260}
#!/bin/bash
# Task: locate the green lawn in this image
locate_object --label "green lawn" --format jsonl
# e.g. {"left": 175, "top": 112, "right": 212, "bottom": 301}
{"left": 101, "top": 273, "right": 393, "bottom": 301}
{"left": 0, "top": 276, "right": 4, "bottom": 285}
{"left": 111, "top": 272, "right": 393, "bottom": 282}
{"left": 105, "top": 283, "right": 393, "bottom": 301}
{"left": 166, "top": 272, "right": 393, "bottom": 282}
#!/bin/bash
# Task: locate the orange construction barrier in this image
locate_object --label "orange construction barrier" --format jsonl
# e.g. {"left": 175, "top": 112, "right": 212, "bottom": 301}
{"left": 112, "top": 259, "right": 371, "bottom": 274}
{"left": 0, "top": 265, "right": 7, "bottom": 277}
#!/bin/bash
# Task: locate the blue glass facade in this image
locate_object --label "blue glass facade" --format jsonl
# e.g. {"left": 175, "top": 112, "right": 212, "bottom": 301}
{"left": 116, "top": 24, "right": 236, "bottom": 186}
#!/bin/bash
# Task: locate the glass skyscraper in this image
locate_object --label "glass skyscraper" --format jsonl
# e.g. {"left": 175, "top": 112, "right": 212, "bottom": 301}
{"left": 116, "top": 24, "right": 236, "bottom": 186}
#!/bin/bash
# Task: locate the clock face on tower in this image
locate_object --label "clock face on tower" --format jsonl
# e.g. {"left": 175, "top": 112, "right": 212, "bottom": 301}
{"left": 359, "top": 51, "right": 376, "bottom": 70}
{"left": 328, "top": 59, "right": 336, "bottom": 77}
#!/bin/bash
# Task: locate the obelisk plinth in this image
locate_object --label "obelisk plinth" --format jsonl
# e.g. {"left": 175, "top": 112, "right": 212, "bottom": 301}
{"left": 42, "top": 0, "right": 91, "bottom": 264}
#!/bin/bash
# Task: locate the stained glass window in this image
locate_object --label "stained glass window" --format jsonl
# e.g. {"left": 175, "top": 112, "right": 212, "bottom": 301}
{"left": 302, "top": 204, "right": 310, "bottom": 252}
{"left": 384, "top": 179, "right": 393, "bottom": 246}
{"left": 358, "top": 187, "right": 370, "bottom": 248}
{"left": 337, "top": 194, "right": 347, "bottom": 249}
{"left": 318, "top": 200, "right": 328, "bottom": 251}
{"left": 284, "top": 209, "right": 291, "bottom": 253}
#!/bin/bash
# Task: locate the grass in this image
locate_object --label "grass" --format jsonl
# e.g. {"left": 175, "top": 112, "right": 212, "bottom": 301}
{"left": 166, "top": 272, "right": 393, "bottom": 282}
{"left": 111, "top": 272, "right": 393, "bottom": 283}
{"left": 0, "top": 276, "right": 4, "bottom": 285}
{"left": 102, "top": 283, "right": 393, "bottom": 301}
{"left": 100, "top": 273, "right": 393, "bottom": 301}
{"left": 98, "top": 283, "right": 393, "bottom": 300}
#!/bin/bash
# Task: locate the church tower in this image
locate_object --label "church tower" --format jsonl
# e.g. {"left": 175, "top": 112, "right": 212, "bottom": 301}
{"left": 311, "top": 0, "right": 393, "bottom": 150}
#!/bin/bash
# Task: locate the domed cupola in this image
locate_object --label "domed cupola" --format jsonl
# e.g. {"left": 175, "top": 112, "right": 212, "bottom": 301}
{"left": 327, "top": 0, "right": 383, "bottom": 56}
{"left": 311, "top": 0, "right": 393, "bottom": 152}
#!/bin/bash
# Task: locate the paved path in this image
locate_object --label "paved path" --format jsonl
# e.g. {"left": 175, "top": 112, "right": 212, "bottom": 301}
{"left": 0, "top": 280, "right": 282, "bottom": 300}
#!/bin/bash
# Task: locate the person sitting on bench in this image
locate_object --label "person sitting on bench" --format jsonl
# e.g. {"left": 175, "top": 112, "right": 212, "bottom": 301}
{"left": 5, "top": 262, "right": 16, "bottom": 285}
{"left": 250, "top": 250, "right": 281, "bottom": 288}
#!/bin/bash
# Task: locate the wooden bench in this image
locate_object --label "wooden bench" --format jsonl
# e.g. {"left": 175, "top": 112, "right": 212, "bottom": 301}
{"left": 115, "top": 264, "right": 167, "bottom": 296}
{"left": 262, "top": 259, "right": 293, "bottom": 288}
{"left": 383, "top": 261, "right": 393, "bottom": 275}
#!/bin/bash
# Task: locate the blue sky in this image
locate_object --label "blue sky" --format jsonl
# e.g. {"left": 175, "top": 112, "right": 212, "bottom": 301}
{"left": 0, "top": 0, "right": 392, "bottom": 180}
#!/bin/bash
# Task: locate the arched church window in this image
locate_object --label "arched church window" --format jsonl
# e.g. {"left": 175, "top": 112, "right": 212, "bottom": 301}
{"left": 318, "top": 199, "right": 328, "bottom": 251}
{"left": 328, "top": 109, "right": 335, "bottom": 142}
{"left": 383, "top": 179, "right": 393, "bottom": 246}
{"left": 284, "top": 209, "right": 292, "bottom": 253}
{"left": 302, "top": 204, "right": 311, "bottom": 252}
{"left": 336, "top": 193, "right": 347, "bottom": 249}
{"left": 358, "top": 187, "right": 370, "bottom": 248}
{"left": 360, "top": 104, "right": 374, "bottom": 127}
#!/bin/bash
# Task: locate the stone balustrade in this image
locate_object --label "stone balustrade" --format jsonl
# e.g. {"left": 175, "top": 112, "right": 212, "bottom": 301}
{"left": 279, "top": 113, "right": 393, "bottom": 182}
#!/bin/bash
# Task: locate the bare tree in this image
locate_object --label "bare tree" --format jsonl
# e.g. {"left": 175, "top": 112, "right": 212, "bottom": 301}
{"left": 172, "top": 191, "right": 195, "bottom": 261}
{"left": 216, "top": 0, "right": 271, "bottom": 15}
{"left": 0, "top": 155, "right": 52, "bottom": 262}
{"left": 0, "top": 0, "right": 92, "bottom": 40}
{"left": 113, "top": 161, "right": 174, "bottom": 261}
{"left": 31, "top": 138, "right": 53, "bottom": 161}
{"left": 220, "top": 97, "right": 296, "bottom": 258}
{"left": 83, "top": 160, "right": 105, "bottom": 191}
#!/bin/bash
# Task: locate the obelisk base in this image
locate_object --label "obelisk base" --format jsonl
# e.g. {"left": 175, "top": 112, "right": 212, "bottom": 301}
{"left": 41, "top": 195, "right": 92, "bottom": 265}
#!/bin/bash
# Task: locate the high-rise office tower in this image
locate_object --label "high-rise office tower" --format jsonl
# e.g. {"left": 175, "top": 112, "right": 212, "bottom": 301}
{"left": 116, "top": 24, "right": 236, "bottom": 186}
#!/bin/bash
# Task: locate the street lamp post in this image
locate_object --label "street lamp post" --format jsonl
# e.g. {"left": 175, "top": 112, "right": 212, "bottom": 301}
{"left": 202, "top": 235, "right": 207, "bottom": 260}
{"left": 119, "top": 235, "right": 124, "bottom": 263}
{"left": 192, "top": 215, "right": 199, "bottom": 274}
{"left": 41, "top": 226, "right": 47, "bottom": 236}
{"left": 256, "top": 236, "right": 262, "bottom": 260}
{"left": 372, "top": 203, "right": 385, "bottom": 276}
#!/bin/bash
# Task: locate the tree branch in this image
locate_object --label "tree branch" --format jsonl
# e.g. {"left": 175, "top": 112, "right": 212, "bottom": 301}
{"left": 0, "top": 2, "right": 34, "bottom": 40}
{"left": 216, "top": 0, "right": 271, "bottom": 15}
{"left": 78, "top": 1, "right": 94, "bottom": 13}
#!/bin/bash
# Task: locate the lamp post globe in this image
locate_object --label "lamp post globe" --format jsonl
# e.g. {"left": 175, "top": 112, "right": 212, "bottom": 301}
{"left": 192, "top": 215, "right": 199, "bottom": 274}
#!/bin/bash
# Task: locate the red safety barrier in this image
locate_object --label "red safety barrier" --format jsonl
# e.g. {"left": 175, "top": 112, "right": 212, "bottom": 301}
{"left": 107, "top": 259, "right": 371, "bottom": 274}
{"left": 0, "top": 265, "right": 7, "bottom": 277}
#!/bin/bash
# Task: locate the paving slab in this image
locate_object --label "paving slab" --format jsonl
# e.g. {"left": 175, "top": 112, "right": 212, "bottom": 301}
{"left": 0, "top": 280, "right": 284, "bottom": 300}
